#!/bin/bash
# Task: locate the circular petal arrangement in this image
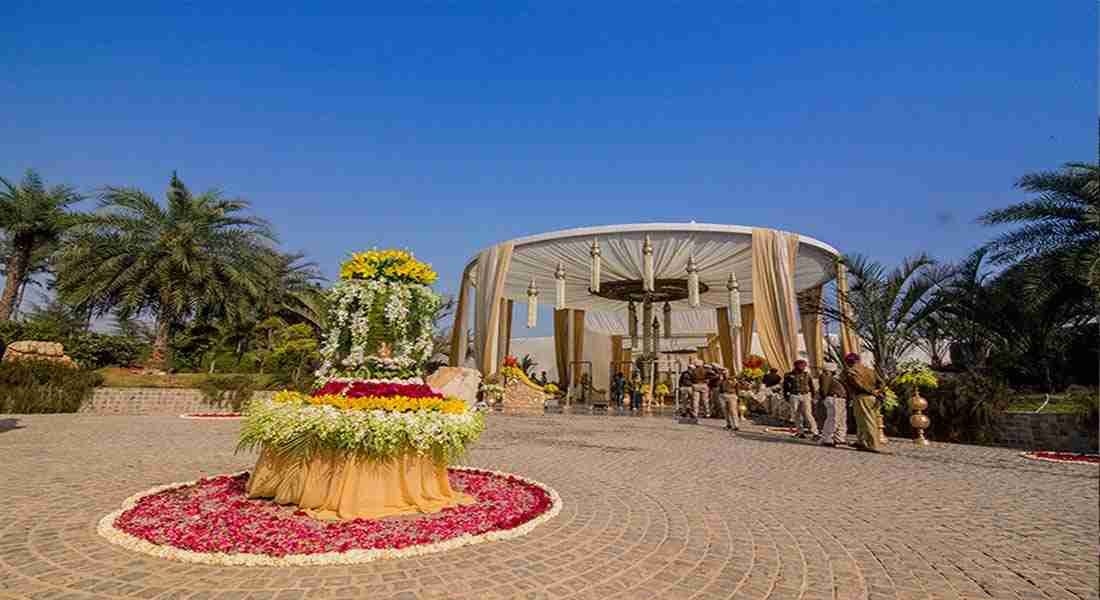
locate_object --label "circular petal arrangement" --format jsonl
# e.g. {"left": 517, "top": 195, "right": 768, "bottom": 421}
{"left": 98, "top": 467, "right": 562, "bottom": 566}
{"left": 1020, "top": 451, "right": 1100, "bottom": 465}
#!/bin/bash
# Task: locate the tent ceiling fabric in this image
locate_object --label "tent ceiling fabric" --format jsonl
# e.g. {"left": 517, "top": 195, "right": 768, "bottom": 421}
{"left": 586, "top": 308, "right": 720, "bottom": 337}
{"left": 465, "top": 223, "right": 839, "bottom": 318}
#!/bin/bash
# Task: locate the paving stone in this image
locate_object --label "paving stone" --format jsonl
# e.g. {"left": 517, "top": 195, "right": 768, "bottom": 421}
{"left": 0, "top": 413, "right": 1095, "bottom": 599}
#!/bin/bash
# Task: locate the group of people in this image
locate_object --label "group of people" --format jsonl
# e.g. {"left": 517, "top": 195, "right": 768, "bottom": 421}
{"left": 764, "top": 353, "right": 886, "bottom": 453}
{"left": 610, "top": 371, "right": 646, "bottom": 411}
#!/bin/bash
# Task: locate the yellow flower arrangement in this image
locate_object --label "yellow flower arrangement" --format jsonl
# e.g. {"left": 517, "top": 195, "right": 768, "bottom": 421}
{"left": 339, "top": 249, "right": 437, "bottom": 285}
{"left": 273, "top": 390, "right": 466, "bottom": 414}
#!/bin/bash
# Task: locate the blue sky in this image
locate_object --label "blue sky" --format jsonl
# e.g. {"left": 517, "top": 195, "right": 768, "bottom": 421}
{"left": 2, "top": 2, "right": 1095, "bottom": 332}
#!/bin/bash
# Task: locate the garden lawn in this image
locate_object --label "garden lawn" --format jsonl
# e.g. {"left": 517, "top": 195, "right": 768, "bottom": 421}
{"left": 96, "top": 368, "right": 273, "bottom": 389}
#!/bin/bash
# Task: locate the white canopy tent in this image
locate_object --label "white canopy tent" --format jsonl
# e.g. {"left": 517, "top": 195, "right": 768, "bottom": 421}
{"left": 450, "top": 223, "right": 859, "bottom": 391}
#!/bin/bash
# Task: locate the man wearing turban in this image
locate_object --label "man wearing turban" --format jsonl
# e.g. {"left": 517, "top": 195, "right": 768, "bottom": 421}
{"left": 841, "top": 353, "right": 883, "bottom": 452}
{"left": 783, "top": 359, "right": 819, "bottom": 439}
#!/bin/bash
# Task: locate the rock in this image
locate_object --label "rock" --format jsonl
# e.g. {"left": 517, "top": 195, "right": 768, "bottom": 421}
{"left": 426, "top": 367, "right": 482, "bottom": 407}
{"left": 500, "top": 377, "right": 548, "bottom": 415}
{"left": 2, "top": 340, "right": 78, "bottom": 368}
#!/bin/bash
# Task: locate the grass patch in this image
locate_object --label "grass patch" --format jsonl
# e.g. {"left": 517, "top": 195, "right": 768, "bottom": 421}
{"left": 1006, "top": 392, "right": 1098, "bottom": 414}
{"left": 97, "top": 367, "right": 273, "bottom": 389}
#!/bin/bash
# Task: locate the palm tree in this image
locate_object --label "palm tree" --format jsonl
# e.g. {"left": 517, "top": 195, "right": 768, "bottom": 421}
{"left": 979, "top": 161, "right": 1100, "bottom": 291}
{"left": 55, "top": 173, "right": 275, "bottom": 369}
{"left": 815, "top": 254, "right": 952, "bottom": 381}
{"left": 261, "top": 250, "right": 328, "bottom": 331}
{"left": 933, "top": 249, "right": 1002, "bottom": 370}
{"left": 0, "top": 170, "right": 83, "bottom": 321}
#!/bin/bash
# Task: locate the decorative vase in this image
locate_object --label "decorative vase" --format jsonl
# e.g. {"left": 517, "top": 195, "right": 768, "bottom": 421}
{"left": 909, "top": 390, "right": 931, "bottom": 446}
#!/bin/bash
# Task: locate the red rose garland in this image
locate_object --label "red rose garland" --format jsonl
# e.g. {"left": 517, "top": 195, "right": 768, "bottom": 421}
{"left": 312, "top": 381, "right": 443, "bottom": 400}
{"left": 106, "top": 468, "right": 556, "bottom": 560}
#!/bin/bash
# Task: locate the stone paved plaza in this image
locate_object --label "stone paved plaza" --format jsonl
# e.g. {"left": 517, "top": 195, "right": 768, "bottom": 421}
{"left": 0, "top": 414, "right": 1096, "bottom": 600}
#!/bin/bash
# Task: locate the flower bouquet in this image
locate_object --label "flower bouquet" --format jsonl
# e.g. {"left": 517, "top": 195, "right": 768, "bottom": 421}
{"left": 239, "top": 249, "right": 485, "bottom": 519}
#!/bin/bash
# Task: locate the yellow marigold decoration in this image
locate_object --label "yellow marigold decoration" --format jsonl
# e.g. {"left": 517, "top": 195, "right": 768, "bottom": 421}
{"left": 273, "top": 390, "right": 466, "bottom": 414}
{"left": 339, "top": 249, "right": 437, "bottom": 285}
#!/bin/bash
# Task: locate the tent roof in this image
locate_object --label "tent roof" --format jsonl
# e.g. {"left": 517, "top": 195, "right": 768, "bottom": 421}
{"left": 465, "top": 223, "right": 839, "bottom": 316}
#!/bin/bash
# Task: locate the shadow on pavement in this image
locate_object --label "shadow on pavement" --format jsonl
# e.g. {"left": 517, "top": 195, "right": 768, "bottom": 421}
{"left": 0, "top": 418, "right": 23, "bottom": 434}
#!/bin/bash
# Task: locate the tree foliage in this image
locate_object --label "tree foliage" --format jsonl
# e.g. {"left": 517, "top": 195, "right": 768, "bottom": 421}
{"left": 54, "top": 173, "right": 275, "bottom": 368}
{"left": 0, "top": 170, "right": 83, "bottom": 321}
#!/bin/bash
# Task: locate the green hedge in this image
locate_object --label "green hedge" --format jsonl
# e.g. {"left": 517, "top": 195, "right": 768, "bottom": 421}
{"left": 0, "top": 322, "right": 145, "bottom": 370}
{"left": 0, "top": 361, "right": 104, "bottom": 414}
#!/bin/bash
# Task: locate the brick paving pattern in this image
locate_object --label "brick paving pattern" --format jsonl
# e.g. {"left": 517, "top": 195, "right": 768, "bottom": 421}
{"left": 0, "top": 414, "right": 1096, "bottom": 600}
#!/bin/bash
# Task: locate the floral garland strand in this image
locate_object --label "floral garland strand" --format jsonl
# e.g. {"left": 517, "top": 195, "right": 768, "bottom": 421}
{"left": 316, "top": 280, "right": 440, "bottom": 385}
{"left": 237, "top": 397, "right": 485, "bottom": 463}
{"left": 96, "top": 467, "right": 562, "bottom": 567}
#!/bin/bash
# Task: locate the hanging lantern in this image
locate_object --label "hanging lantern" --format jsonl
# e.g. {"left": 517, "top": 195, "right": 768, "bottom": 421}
{"left": 526, "top": 279, "right": 538, "bottom": 328}
{"left": 589, "top": 237, "right": 601, "bottom": 293}
{"left": 662, "top": 302, "right": 672, "bottom": 339}
{"left": 686, "top": 254, "right": 700, "bottom": 307}
{"left": 642, "top": 234, "right": 655, "bottom": 292}
{"left": 727, "top": 273, "right": 741, "bottom": 328}
{"left": 652, "top": 316, "right": 661, "bottom": 354}
{"left": 554, "top": 262, "right": 566, "bottom": 310}
{"left": 628, "top": 301, "right": 638, "bottom": 347}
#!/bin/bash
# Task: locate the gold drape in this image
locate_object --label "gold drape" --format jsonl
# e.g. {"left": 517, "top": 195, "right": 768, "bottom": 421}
{"left": 449, "top": 264, "right": 473, "bottom": 367}
{"left": 799, "top": 285, "right": 824, "bottom": 371}
{"left": 716, "top": 307, "right": 736, "bottom": 373}
{"left": 554, "top": 309, "right": 571, "bottom": 385}
{"left": 837, "top": 261, "right": 862, "bottom": 357}
{"left": 475, "top": 243, "right": 514, "bottom": 376}
{"left": 707, "top": 335, "right": 721, "bottom": 364}
{"left": 751, "top": 229, "right": 800, "bottom": 374}
{"left": 572, "top": 310, "right": 586, "bottom": 385}
{"left": 248, "top": 450, "right": 475, "bottom": 521}
{"left": 497, "top": 299, "right": 513, "bottom": 364}
{"left": 611, "top": 335, "right": 624, "bottom": 376}
{"left": 740, "top": 304, "right": 755, "bottom": 361}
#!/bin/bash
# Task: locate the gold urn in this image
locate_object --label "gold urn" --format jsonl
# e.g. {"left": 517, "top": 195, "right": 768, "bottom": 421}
{"left": 909, "top": 390, "right": 931, "bottom": 446}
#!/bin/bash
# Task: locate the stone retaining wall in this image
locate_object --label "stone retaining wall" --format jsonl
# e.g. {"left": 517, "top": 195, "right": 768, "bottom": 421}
{"left": 991, "top": 412, "right": 1098, "bottom": 453}
{"left": 81, "top": 388, "right": 277, "bottom": 415}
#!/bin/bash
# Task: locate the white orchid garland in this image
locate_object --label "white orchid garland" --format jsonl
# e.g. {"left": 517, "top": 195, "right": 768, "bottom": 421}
{"left": 316, "top": 280, "right": 441, "bottom": 385}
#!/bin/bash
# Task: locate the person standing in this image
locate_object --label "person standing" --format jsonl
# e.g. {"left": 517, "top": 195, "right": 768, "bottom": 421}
{"left": 720, "top": 373, "right": 740, "bottom": 432}
{"left": 818, "top": 363, "right": 849, "bottom": 447}
{"left": 611, "top": 371, "right": 625, "bottom": 409}
{"left": 842, "top": 353, "right": 883, "bottom": 453}
{"left": 629, "top": 372, "right": 643, "bottom": 412}
{"left": 690, "top": 360, "right": 710, "bottom": 419}
{"left": 761, "top": 367, "right": 783, "bottom": 419}
{"left": 783, "top": 360, "right": 819, "bottom": 439}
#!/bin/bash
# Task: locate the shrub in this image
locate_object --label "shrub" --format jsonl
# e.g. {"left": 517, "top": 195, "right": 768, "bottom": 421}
{"left": 887, "top": 371, "right": 1011, "bottom": 443}
{"left": 65, "top": 332, "right": 145, "bottom": 370}
{"left": 198, "top": 375, "right": 257, "bottom": 412}
{"left": 0, "top": 322, "right": 145, "bottom": 370}
{"left": 0, "top": 361, "right": 104, "bottom": 413}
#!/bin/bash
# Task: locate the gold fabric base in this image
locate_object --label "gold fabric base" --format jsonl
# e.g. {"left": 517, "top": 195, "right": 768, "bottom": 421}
{"left": 247, "top": 448, "right": 475, "bottom": 520}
